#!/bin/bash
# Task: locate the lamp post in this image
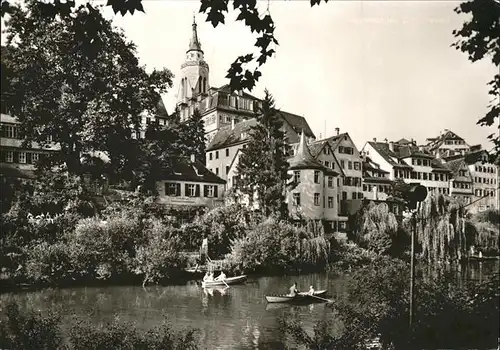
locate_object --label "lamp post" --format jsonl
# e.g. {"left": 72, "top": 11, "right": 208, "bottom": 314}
{"left": 404, "top": 184, "right": 427, "bottom": 327}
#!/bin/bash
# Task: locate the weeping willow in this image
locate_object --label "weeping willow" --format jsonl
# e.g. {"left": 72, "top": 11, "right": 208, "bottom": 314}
{"left": 359, "top": 202, "right": 399, "bottom": 255}
{"left": 294, "top": 220, "right": 330, "bottom": 265}
{"left": 417, "top": 194, "right": 467, "bottom": 265}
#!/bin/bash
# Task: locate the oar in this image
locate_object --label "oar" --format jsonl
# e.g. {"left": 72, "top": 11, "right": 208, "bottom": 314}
{"left": 222, "top": 279, "right": 230, "bottom": 288}
{"left": 309, "top": 294, "right": 334, "bottom": 303}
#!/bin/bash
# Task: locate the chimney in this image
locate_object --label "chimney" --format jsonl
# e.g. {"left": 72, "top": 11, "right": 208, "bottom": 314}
{"left": 384, "top": 138, "right": 388, "bottom": 143}
{"left": 231, "top": 118, "right": 235, "bottom": 130}
{"left": 389, "top": 141, "right": 395, "bottom": 152}
{"left": 373, "top": 137, "right": 377, "bottom": 142}
{"left": 190, "top": 154, "right": 196, "bottom": 163}
{"left": 335, "top": 127, "right": 340, "bottom": 136}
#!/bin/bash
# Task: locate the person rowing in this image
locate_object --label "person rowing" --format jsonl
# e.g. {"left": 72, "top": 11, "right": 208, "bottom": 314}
{"left": 214, "top": 271, "right": 226, "bottom": 281}
{"left": 288, "top": 282, "right": 299, "bottom": 297}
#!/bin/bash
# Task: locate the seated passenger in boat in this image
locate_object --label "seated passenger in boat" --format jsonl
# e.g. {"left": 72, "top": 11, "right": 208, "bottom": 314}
{"left": 203, "top": 272, "right": 214, "bottom": 282}
{"left": 308, "top": 286, "right": 315, "bottom": 296}
{"left": 288, "top": 282, "right": 299, "bottom": 297}
{"left": 214, "top": 271, "right": 226, "bottom": 281}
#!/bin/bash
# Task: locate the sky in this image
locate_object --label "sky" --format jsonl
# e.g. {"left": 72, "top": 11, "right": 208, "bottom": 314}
{"left": 3, "top": 1, "right": 498, "bottom": 151}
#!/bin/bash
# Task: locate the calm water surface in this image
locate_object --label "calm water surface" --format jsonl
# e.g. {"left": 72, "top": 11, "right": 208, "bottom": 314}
{"left": 1, "top": 261, "right": 497, "bottom": 350}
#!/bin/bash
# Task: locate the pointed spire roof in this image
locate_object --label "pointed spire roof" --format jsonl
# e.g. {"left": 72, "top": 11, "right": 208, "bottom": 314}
{"left": 188, "top": 15, "right": 203, "bottom": 53}
{"left": 289, "top": 131, "right": 328, "bottom": 171}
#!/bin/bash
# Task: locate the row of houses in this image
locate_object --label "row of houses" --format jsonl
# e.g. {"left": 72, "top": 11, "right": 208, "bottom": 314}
{"left": 1, "top": 16, "right": 498, "bottom": 231}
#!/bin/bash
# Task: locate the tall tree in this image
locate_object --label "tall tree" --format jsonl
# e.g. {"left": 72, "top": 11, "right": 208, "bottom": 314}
{"left": 181, "top": 108, "right": 206, "bottom": 165}
{"left": 417, "top": 194, "right": 468, "bottom": 264}
{"left": 235, "top": 90, "right": 291, "bottom": 217}
{"left": 3, "top": 1, "right": 173, "bottom": 176}
{"left": 452, "top": 0, "right": 500, "bottom": 160}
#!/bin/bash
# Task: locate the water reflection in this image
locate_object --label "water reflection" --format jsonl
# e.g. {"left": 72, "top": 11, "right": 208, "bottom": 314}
{"left": 1, "top": 261, "right": 496, "bottom": 349}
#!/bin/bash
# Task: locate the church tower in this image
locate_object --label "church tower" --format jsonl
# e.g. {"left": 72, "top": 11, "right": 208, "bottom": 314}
{"left": 177, "top": 16, "right": 210, "bottom": 113}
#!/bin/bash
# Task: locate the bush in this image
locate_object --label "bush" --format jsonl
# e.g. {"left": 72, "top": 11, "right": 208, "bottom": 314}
{"left": 334, "top": 258, "right": 500, "bottom": 349}
{"left": 24, "top": 242, "right": 72, "bottom": 284}
{"left": 279, "top": 258, "right": 500, "bottom": 350}
{"left": 180, "top": 203, "right": 253, "bottom": 258}
{"left": 226, "top": 217, "right": 331, "bottom": 273}
{"left": 66, "top": 214, "right": 142, "bottom": 280}
{"left": 133, "top": 220, "right": 187, "bottom": 286}
{"left": 68, "top": 319, "right": 198, "bottom": 350}
{"left": 0, "top": 302, "right": 63, "bottom": 349}
{"left": 0, "top": 302, "right": 199, "bottom": 350}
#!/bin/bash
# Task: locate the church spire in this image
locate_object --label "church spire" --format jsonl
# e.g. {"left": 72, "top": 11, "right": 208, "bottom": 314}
{"left": 188, "top": 15, "right": 203, "bottom": 53}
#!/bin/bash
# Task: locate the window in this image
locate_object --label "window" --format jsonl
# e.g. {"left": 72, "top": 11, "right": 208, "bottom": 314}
{"left": 358, "top": 192, "right": 364, "bottom": 199}
{"left": 215, "top": 151, "right": 219, "bottom": 159}
{"left": 354, "top": 162, "right": 360, "bottom": 171}
{"left": 314, "top": 193, "right": 320, "bottom": 206}
{"left": 328, "top": 176, "right": 333, "bottom": 188}
{"left": 209, "top": 153, "right": 213, "bottom": 160}
{"left": 293, "top": 193, "right": 301, "bottom": 206}
{"left": 328, "top": 196, "right": 334, "bottom": 208}
{"left": 314, "top": 171, "right": 320, "bottom": 184}
{"left": 352, "top": 192, "right": 356, "bottom": 199}
{"left": 348, "top": 161, "right": 352, "bottom": 170}
{"left": 341, "top": 160, "right": 345, "bottom": 169}
{"left": 293, "top": 170, "right": 300, "bottom": 183}
{"left": 19, "top": 152, "right": 26, "bottom": 164}
{"left": 342, "top": 191, "right": 347, "bottom": 200}
{"left": 185, "top": 184, "right": 200, "bottom": 197}
{"left": 204, "top": 185, "right": 218, "bottom": 198}
{"left": 32, "top": 153, "right": 39, "bottom": 163}
{"left": 5, "top": 151, "right": 13, "bottom": 163}
{"left": 226, "top": 166, "right": 229, "bottom": 174}
{"left": 226, "top": 148, "right": 229, "bottom": 157}
{"left": 165, "top": 182, "right": 180, "bottom": 196}
{"left": 216, "top": 168, "right": 219, "bottom": 175}
{"left": 2, "top": 124, "right": 19, "bottom": 139}
{"left": 324, "top": 161, "right": 330, "bottom": 168}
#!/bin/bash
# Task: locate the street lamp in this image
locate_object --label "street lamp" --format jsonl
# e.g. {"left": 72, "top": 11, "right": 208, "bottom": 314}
{"left": 403, "top": 184, "right": 427, "bottom": 327}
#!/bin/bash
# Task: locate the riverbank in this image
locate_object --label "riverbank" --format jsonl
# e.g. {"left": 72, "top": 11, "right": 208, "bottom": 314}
{"left": 1, "top": 260, "right": 498, "bottom": 350}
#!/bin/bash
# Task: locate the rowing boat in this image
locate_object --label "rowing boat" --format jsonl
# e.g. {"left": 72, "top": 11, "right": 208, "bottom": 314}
{"left": 201, "top": 275, "right": 247, "bottom": 288}
{"left": 265, "top": 290, "right": 328, "bottom": 303}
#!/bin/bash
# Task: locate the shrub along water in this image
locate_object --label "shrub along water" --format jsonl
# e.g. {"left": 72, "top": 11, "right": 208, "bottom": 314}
{"left": 0, "top": 302, "right": 199, "bottom": 350}
{"left": 279, "top": 257, "right": 500, "bottom": 350}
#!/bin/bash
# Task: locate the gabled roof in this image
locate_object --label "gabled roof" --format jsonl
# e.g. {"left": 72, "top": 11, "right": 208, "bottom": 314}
{"left": 443, "top": 158, "right": 472, "bottom": 182}
{"left": 366, "top": 142, "right": 412, "bottom": 168}
{"left": 312, "top": 133, "right": 350, "bottom": 153}
{"left": 288, "top": 132, "right": 337, "bottom": 175}
{"left": 161, "top": 157, "right": 226, "bottom": 184}
{"left": 278, "top": 110, "right": 315, "bottom": 139}
{"left": 425, "top": 129, "right": 469, "bottom": 151}
{"left": 155, "top": 96, "right": 168, "bottom": 117}
{"left": 206, "top": 110, "right": 315, "bottom": 151}
{"left": 463, "top": 149, "right": 492, "bottom": 165}
{"left": 206, "top": 118, "right": 257, "bottom": 151}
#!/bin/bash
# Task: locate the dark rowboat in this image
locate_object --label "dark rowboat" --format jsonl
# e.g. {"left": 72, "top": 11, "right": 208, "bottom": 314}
{"left": 201, "top": 275, "right": 247, "bottom": 288}
{"left": 265, "top": 290, "right": 329, "bottom": 304}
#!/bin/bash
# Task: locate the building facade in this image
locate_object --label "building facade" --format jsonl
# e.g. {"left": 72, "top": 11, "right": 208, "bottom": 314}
{"left": 361, "top": 154, "right": 392, "bottom": 201}
{"left": 362, "top": 139, "right": 452, "bottom": 197}
{"left": 175, "top": 18, "right": 262, "bottom": 144}
{"left": 155, "top": 154, "right": 226, "bottom": 209}
{"left": 287, "top": 132, "right": 343, "bottom": 231}
{"left": 0, "top": 113, "right": 60, "bottom": 179}
{"left": 206, "top": 112, "right": 316, "bottom": 185}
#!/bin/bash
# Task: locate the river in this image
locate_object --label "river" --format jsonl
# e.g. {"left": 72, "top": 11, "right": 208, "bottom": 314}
{"left": 1, "top": 261, "right": 498, "bottom": 349}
